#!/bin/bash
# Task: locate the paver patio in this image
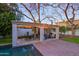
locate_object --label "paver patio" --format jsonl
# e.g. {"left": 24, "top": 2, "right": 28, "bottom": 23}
{"left": 34, "top": 39, "right": 79, "bottom": 56}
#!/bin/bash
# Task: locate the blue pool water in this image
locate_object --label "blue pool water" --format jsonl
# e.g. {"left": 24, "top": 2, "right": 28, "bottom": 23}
{"left": 0, "top": 44, "right": 42, "bottom": 56}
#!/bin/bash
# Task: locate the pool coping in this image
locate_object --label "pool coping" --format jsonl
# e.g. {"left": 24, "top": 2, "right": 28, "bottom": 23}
{"left": 0, "top": 43, "right": 11, "bottom": 46}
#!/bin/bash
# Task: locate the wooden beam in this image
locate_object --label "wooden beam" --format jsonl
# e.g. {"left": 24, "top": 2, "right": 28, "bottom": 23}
{"left": 12, "top": 21, "right": 59, "bottom": 29}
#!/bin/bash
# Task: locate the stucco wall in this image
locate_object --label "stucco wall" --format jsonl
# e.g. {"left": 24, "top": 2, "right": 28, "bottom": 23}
{"left": 65, "top": 29, "right": 79, "bottom": 36}
{"left": 75, "top": 29, "right": 79, "bottom": 36}
{"left": 17, "top": 28, "right": 33, "bottom": 36}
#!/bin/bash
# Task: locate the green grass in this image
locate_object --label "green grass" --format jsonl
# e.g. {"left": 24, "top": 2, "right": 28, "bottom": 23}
{"left": 0, "top": 37, "right": 12, "bottom": 44}
{"left": 64, "top": 37, "right": 79, "bottom": 44}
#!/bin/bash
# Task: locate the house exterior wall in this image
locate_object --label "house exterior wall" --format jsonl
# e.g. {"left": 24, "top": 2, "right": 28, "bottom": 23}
{"left": 17, "top": 28, "right": 33, "bottom": 36}
{"left": 65, "top": 29, "right": 79, "bottom": 36}
{"left": 57, "top": 20, "right": 79, "bottom": 27}
{"left": 75, "top": 29, "right": 79, "bottom": 36}
{"left": 56, "top": 20, "right": 79, "bottom": 36}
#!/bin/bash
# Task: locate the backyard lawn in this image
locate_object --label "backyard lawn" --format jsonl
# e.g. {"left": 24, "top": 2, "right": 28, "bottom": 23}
{"left": 64, "top": 37, "right": 79, "bottom": 44}
{"left": 0, "top": 37, "right": 12, "bottom": 44}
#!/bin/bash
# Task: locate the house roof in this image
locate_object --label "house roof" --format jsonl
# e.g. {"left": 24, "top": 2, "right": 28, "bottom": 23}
{"left": 56, "top": 20, "right": 79, "bottom": 27}
{"left": 12, "top": 20, "right": 59, "bottom": 29}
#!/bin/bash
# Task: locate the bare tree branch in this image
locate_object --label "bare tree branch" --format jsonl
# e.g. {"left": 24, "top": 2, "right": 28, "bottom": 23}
{"left": 58, "top": 4, "right": 64, "bottom": 11}
{"left": 40, "top": 16, "right": 57, "bottom": 22}
{"left": 38, "top": 3, "right": 40, "bottom": 23}
{"left": 71, "top": 5, "right": 75, "bottom": 22}
{"left": 7, "top": 4, "right": 33, "bottom": 21}
{"left": 21, "top": 3, "right": 36, "bottom": 22}
{"left": 64, "top": 3, "right": 69, "bottom": 20}
{"left": 55, "top": 9, "right": 63, "bottom": 20}
{"left": 64, "top": 3, "right": 74, "bottom": 25}
{"left": 16, "top": 10, "right": 34, "bottom": 21}
{"left": 64, "top": 3, "right": 77, "bottom": 26}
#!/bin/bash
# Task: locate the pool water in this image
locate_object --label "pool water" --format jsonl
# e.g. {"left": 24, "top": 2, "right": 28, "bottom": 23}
{"left": 0, "top": 44, "right": 42, "bottom": 56}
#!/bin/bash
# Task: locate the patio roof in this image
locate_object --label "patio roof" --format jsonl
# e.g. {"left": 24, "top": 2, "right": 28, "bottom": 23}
{"left": 12, "top": 20, "right": 60, "bottom": 47}
{"left": 12, "top": 20, "right": 59, "bottom": 29}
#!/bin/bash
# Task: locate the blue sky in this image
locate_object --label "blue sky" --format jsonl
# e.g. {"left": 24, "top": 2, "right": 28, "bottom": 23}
{"left": 18, "top": 3, "right": 79, "bottom": 24}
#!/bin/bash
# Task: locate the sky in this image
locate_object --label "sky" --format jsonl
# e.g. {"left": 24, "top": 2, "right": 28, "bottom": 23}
{"left": 18, "top": 3, "right": 79, "bottom": 24}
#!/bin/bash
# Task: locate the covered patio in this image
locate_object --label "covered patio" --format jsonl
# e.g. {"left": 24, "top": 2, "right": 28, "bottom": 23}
{"left": 12, "top": 20, "right": 59, "bottom": 47}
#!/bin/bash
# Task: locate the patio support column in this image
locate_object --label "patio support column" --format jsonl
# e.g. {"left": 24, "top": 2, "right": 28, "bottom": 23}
{"left": 40, "top": 28, "right": 44, "bottom": 41}
{"left": 56, "top": 27, "right": 59, "bottom": 39}
{"left": 12, "top": 23, "right": 17, "bottom": 47}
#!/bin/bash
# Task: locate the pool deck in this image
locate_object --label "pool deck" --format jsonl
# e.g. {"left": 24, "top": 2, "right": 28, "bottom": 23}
{"left": 16, "top": 39, "right": 40, "bottom": 47}
{"left": 34, "top": 39, "right": 79, "bottom": 56}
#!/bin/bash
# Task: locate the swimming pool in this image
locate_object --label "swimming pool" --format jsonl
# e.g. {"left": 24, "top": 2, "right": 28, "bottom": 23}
{"left": 0, "top": 44, "right": 42, "bottom": 56}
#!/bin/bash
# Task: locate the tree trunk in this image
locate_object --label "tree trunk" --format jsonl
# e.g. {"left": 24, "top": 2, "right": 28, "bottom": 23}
{"left": 71, "top": 27, "right": 75, "bottom": 37}
{"left": 34, "top": 33, "right": 36, "bottom": 40}
{"left": 38, "top": 3, "right": 40, "bottom": 23}
{"left": 38, "top": 28, "right": 40, "bottom": 38}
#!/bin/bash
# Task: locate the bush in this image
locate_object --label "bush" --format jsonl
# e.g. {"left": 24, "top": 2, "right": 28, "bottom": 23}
{"left": 18, "top": 36, "right": 32, "bottom": 39}
{"left": 0, "top": 12, "right": 16, "bottom": 36}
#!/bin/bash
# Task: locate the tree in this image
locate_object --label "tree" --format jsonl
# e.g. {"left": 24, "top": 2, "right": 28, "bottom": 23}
{"left": 44, "top": 3, "right": 79, "bottom": 36}
{"left": 0, "top": 12, "right": 16, "bottom": 37}
{"left": 59, "top": 26, "right": 68, "bottom": 34}
{"left": 8, "top": 3, "right": 57, "bottom": 39}
{"left": 0, "top": 3, "right": 18, "bottom": 37}
{"left": 57, "top": 3, "right": 79, "bottom": 36}
{"left": 8, "top": 3, "right": 57, "bottom": 23}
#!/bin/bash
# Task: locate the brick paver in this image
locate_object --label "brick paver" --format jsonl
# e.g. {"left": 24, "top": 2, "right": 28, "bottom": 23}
{"left": 34, "top": 40, "right": 79, "bottom": 56}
